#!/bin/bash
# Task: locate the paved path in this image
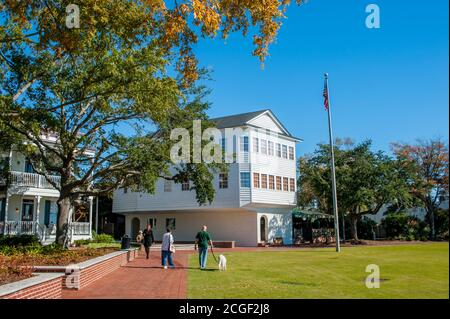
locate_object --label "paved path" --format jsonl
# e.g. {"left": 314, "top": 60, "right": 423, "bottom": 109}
{"left": 62, "top": 251, "right": 191, "bottom": 299}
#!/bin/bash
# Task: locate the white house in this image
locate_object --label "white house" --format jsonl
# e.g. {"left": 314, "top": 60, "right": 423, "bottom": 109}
{"left": 112, "top": 109, "right": 301, "bottom": 246}
{"left": 0, "top": 133, "right": 93, "bottom": 244}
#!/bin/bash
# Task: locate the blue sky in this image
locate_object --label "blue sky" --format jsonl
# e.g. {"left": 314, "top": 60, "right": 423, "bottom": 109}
{"left": 194, "top": 0, "right": 449, "bottom": 157}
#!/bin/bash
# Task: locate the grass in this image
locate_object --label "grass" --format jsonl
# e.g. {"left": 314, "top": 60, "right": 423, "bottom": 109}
{"left": 188, "top": 243, "right": 449, "bottom": 299}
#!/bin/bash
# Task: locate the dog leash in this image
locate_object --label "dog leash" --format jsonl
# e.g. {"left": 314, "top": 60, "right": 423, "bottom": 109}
{"left": 210, "top": 245, "right": 219, "bottom": 263}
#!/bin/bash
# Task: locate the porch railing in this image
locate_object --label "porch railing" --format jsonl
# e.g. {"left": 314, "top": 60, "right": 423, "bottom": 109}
{"left": 0, "top": 221, "right": 91, "bottom": 239}
{"left": 0, "top": 221, "right": 36, "bottom": 235}
{"left": 9, "top": 171, "right": 61, "bottom": 189}
{"left": 69, "top": 222, "right": 91, "bottom": 235}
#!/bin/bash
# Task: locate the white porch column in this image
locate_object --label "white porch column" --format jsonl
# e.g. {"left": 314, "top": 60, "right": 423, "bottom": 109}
{"left": 34, "top": 195, "right": 41, "bottom": 233}
{"left": 89, "top": 196, "right": 93, "bottom": 238}
{"left": 3, "top": 191, "right": 9, "bottom": 234}
{"left": 95, "top": 196, "right": 99, "bottom": 233}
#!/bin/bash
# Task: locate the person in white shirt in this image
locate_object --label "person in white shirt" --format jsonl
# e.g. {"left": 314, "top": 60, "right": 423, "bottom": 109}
{"left": 161, "top": 228, "right": 175, "bottom": 269}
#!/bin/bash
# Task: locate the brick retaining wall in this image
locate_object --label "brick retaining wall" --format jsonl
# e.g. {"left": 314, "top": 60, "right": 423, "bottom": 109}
{"left": 0, "top": 248, "right": 139, "bottom": 299}
{"left": 0, "top": 273, "right": 64, "bottom": 299}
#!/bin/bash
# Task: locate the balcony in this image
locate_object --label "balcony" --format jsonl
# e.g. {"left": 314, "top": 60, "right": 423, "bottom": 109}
{"left": 4, "top": 171, "right": 61, "bottom": 189}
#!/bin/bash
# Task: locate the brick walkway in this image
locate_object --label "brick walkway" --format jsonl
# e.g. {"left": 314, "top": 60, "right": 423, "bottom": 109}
{"left": 62, "top": 250, "right": 190, "bottom": 299}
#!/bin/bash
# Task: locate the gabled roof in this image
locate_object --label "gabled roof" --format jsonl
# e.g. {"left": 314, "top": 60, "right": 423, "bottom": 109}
{"left": 211, "top": 110, "right": 268, "bottom": 129}
{"left": 210, "top": 109, "right": 302, "bottom": 142}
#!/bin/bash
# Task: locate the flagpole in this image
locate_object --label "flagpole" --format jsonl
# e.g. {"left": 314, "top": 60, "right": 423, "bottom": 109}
{"left": 324, "top": 73, "right": 341, "bottom": 252}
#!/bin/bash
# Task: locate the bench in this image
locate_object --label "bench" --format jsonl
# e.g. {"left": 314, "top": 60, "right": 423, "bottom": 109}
{"left": 271, "top": 237, "right": 284, "bottom": 246}
{"left": 212, "top": 241, "right": 235, "bottom": 248}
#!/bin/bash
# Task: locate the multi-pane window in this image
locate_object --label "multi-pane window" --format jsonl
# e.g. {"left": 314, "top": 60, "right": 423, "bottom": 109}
{"left": 221, "top": 138, "right": 227, "bottom": 162}
{"left": 276, "top": 143, "right": 281, "bottom": 157}
{"left": 276, "top": 176, "right": 282, "bottom": 190}
{"left": 268, "top": 141, "right": 274, "bottom": 156}
{"left": 241, "top": 136, "right": 249, "bottom": 152}
{"left": 282, "top": 145, "right": 288, "bottom": 159}
{"left": 21, "top": 199, "right": 34, "bottom": 221}
{"left": 240, "top": 172, "right": 250, "bottom": 187}
{"left": 288, "top": 146, "right": 294, "bottom": 160}
{"left": 260, "top": 139, "right": 267, "bottom": 155}
{"left": 261, "top": 174, "right": 268, "bottom": 189}
{"left": 219, "top": 173, "right": 228, "bottom": 189}
{"left": 166, "top": 218, "right": 176, "bottom": 230}
{"left": 283, "top": 177, "right": 289, "bottom": 191}
{"left": 253, "top": 173, "right": 260, "bottom": 188}
{"left": 24, "top": 158, "right": 35, "bottom": 173}
{"left": 164, "top": 180, "right": 172, "bottom": 192}
{"left": 181, "top": 180, "right": 190, "bottom": 191}
{"left": 269, "top": 175, "right": 275, "bottom": 190}
{"left": 289, "top": 178, "right": 296, "bottom": 192}
{"left": 253, "top": 137, "right": 259, "bottom": 153}
{"left": 148, "top": 218, "right": 157, "bottom": 228}
{"left": 221, "top": 138, "right": 226, "bottom": 151}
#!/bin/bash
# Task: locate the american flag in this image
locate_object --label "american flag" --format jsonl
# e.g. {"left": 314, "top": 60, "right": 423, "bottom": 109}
{"left": 323, "top": 79, "right": 329, "bottom": 110}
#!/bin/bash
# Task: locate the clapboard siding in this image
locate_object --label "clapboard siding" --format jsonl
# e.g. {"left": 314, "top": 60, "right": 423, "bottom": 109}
{"left": 248, "top": 113, "right": 283, "bottom": 133}
{"left": 248, "top": 128, "right": 296, "bottom": 206}
{"left": 113, "top": 164, "right": 241, "bottom": 212}
{"left": 113, "top": 110, "right": 298, "bottom": 214}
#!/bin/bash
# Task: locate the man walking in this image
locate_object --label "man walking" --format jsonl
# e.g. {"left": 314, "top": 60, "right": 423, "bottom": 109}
{"left": 142, "top": 224, "right": 155, "bottom": 259}
{"left": 194, "top": 225, "right": 213, "bottom": 270}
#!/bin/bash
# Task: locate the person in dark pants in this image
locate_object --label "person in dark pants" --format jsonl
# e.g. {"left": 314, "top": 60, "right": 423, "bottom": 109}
{"left": 142, "top": 224, "right": 155, "bottom": 259}
{"left": 195, "top": 225, "right": 213, "bottom": 270}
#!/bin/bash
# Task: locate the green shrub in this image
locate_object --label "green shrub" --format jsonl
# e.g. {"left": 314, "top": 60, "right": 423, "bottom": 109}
{"left": 0, "top": 235, "right": 40, "bottom": 247}
{"left": 74, "top": 233, "right": 116, "bottom": 247}
{"left": 74, "top": 239, "right": 91, "bottom": 246}
{"left": 92, "top": 233, "right": 115, "bottom": 243}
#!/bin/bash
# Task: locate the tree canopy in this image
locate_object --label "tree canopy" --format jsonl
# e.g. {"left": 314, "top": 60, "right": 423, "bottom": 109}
{"left": 298, "top": 140, "right": 413, "bottom": 241}
{"left": 392, "top": 138, "right": 449, "bottom": 239}
{"left": 3, "top": 0, "right": 292, "bottom": 245}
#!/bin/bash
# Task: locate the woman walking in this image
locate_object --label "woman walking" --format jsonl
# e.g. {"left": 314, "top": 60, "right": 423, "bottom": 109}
{"left": 161, "top": 228, "right": 175, "bottom": 269}
{"left": 142, "top": 224, "right": 155, "bottom": 259}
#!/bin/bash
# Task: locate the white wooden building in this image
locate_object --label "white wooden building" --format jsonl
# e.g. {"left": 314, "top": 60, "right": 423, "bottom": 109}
{"left": 0, "top": 134, "right": 93, "bottom": 244}
{"left": 112, "top": 110, "right": 301, "bottom": 246}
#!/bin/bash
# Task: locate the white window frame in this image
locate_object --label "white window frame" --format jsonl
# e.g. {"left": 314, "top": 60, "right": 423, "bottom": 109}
{"left": 253, "top": 137, "right": 259, "bottom": 153}
{"left": 260, "top": 139, "right": 267, "bottom": 155}
{"left": 282, "top": 145, "right": 288, "bottom": 159}
{"left": 268, "top": 141, "right": 274, "bottom": 156}
{"left": 164, "top": 179, "right": 172, "bottom": 192}
{"left": 219, "top": 173, "right": 228, "bottom": 189}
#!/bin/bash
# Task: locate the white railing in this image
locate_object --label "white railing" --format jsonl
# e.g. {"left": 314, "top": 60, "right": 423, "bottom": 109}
{"left": 1, "top": 221, "right": 36, "bottom": 235}
{"left": 70, "top": 222, "right": 91, "bottom": 235}
{"left": 9, "top": 171, "right": 61, "bottom": 189}
{"left": 0, "top": 221, "right": 90, "bottom": 241}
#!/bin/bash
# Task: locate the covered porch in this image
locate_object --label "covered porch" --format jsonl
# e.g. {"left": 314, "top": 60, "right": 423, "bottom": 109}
{"left": 0, "top": 192, "right": 92, "bottom": 244}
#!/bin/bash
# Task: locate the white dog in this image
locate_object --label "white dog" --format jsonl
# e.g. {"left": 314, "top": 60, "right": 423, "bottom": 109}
{"left": 218, "top": 254, "right": 227, "bottom": 271}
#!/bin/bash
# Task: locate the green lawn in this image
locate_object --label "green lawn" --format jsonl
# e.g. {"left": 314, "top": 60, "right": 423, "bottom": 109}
{"left": 187, "top": 243, "right": 449, "bottom": 299}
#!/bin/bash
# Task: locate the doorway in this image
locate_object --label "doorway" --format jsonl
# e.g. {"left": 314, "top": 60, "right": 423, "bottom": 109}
{"left": 260, "top": 215, "right": 268, "bottom": 242}
{"left": 131, "top": 217, "right": 140, "bottom": 239}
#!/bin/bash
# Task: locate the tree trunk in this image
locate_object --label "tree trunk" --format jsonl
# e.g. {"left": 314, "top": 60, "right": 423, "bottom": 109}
{"left": 56, "top": 197, "right": 71, "bottom": 246}
{"left": 427, "top": 204, "right": 436, "bottom": 240}
{"left": 350, "top": 215, "right": 359, "bottom": 241}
